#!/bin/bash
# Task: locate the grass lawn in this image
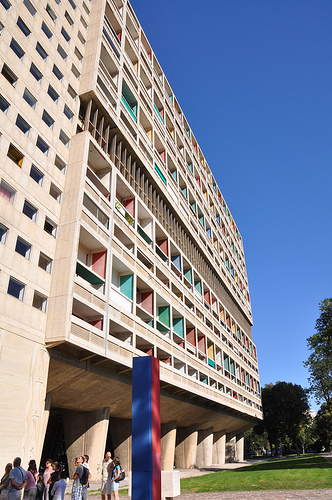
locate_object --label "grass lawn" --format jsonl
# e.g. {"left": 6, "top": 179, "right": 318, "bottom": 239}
{"left": 180, "top": 455, "right": 332, "bottom": 492}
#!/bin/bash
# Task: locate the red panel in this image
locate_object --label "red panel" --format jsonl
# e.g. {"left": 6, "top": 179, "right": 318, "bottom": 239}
{"left": 157, "top": 238, "right": 168, "bottom": 256}
{"left": 159, "top": 150, "right": 166, "bottom": 163}
{"left": 123, "top": 197, "right": 135, "bottom": 217}
{"left": 141, "top": 291, "right": 154, "bottom": 315}
{"left": 186, "top": 327, "right": 196, "bottom": 346}
{"left": 89, "top": 319, "right": 103, "bottom": 330}
{"left": 198, "top": 335, "right": 206, "bottom": 354}
{"left": 204, "top": 290, "right": 211, "bottom": 304}
{"left": 92, "top": 251, "right": 107, "bottom": 279}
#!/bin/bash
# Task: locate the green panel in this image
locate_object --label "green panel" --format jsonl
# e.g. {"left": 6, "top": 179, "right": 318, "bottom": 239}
{"left": 171, "top": 169, "right": 177, "bottom": 182}
{"left": 230, "top": 361, "right": 235, "bottom": 376}
{"left": 137, "top": 225, "right": 152, "bottom": 243}
{"left": 153, "top": 104, "right": 164, "bottom": 124}
{"left": 194, "top": 280, "right": 202, "bottom": 295}
{"left": 201, "top": 376, "right": 208, "bottom": 385}
{"left": 237, "top": 329, "right": 241, "bottom": 340}
{"left": 184, "top": 268, "right": 192, "bottom": 284}
{"left": 154, "top": 163, "right": 166, "bottom": 185}
{"left": 190, "top": 201, "right": 196, "bottom": 213}
{"left": 76, "top": 262, "right": 104, "bottom": 285}
{"left": 208, "top": 358, "right": 215, "bottom": 368}
{"left": 246, "top": 374, "right": 250, "bottom": 385}
{"left": 199, "top": 215, "right": 204, "bottom": 227}
{"left": 158, "top": 305, "right": 170, "bottom": 327}
{"left": 250, "top": 343, "right": 253, "bottom": 354}
{"left": 181, "top": 186, "right": 187, "bottom": 199}
{"left": 173, "top": 317, "right": 184, "bottom": 338}
{"left": 156, "top": 245, "right": 168, "bottom": 261}
{"left": 224, "top": 356, "right": 229, "bottom": 372}
{"left": 120, "top": 274, "right": 133, "bottom": 300}
{"left": 188, "top": 163, "right": 193, "bottom": 173}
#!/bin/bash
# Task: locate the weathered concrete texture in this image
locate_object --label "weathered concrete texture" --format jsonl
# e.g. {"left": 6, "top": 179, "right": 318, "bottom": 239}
{"left": 175, "top": 425, "right": 198, "bottom": 469}
{"left": 161, "top": 420, "right": 177, "bottom": 471}
{"left": 212, "top": 430, "right": 226, "bottom": 465}
{"left": 225, "top": 432, "right": 236, "bottom": 463}
{"left": 63, "top": 406, "right": 110, "bottom": 479}
{"left": 196, "top": 428, "right": 213, "bottom": 467}
{"left": 235, "top": 433, "right": 244, "bottom": 462}
{"left": 110, "top": 417, "right": 132, "bottom": 474}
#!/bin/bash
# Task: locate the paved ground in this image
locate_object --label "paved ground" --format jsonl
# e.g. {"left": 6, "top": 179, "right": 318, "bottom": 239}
{"left": 82, "top": 453, "right": 332, "bottom": 500}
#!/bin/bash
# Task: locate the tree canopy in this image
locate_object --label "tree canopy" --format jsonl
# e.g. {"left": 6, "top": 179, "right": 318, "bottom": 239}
{"left": 304, "top": 298, "right": 332, "bottom": 406}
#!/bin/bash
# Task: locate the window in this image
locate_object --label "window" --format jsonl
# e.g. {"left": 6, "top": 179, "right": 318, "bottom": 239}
{"left": 46, "top": 3, "right": 56, "bottom": 22}
{"left": 36, "top": 136, "right": 49, "bottom": 155}
{"left": 0, "top": 21, "right": 4, "bottom": 34}
{"left": 54, "top": 155, "right": 66, "bottom": 173}
{"left": 71, "top": 64, "right": 80, "bottom": 80}
{"left": 22, "top": 200, "right": 37, "bottom": 221}
{"left": 10, "top": 38, "right": 25, "bottom": 59}
{"left": 0, "top": 179, "right": 16, "bottom": 203}
{"left": 64, "top": 10, "right": 74, "bottom": 26}
{"left": 68, "top": 0, "right": 76, "bottom": 10}
{"left": 42, "top": 110, "right": 55, "bottom": 129}
{"left": 36, "top": 42, "right": 48, "bottom": 60}
{"left": 47, "top": 84, "right": 59, "bottom": 102}
{"left": 15, "top": 114, "right": 30, "bottom": 135}
{"left": 74, "top": 46, "right": 83, "bottom": 62}
{"left": 7, "top": 144, "right": 23, "bottom": 166}
{"left": 1, "top": 64, "right": 17, "bottom": 86}
{"left": 80, "top": 15, "right": 87, "bottom": 30}
{"left": 30, "top": 164, "right": 43, "bottom": 185}
{"left": 61, "top": 26, "right": 70, "bottom": 42}
{"left": 59, "top": 129, "right": 69, "bottom": 147}
{"left": 17, "top": 17, "right": 31, "bottom": 37}
{"left": 15, "top": 236, "right": 31, "bottom": 259}
{"left": 41, "top": 21, "right": 52, "bottom": 39}
{"left": 23, "top": 0, "right": 36, "bottom": 16}
{"left": 52, "top": 64, "right": 63, "bottom": 81}
{"left": 82, "top": 1, "right": 90, "bottom": 15}
{"left": 0, "top": 94, "right": 10, "bottom": 113}
{"left": 77, "top": 30, "right": 85, "bottom": 46}
{"left": 38, "top": 252, "right": 52, "bottom": 272}
{"left": 30, "top": 63, "right": 42, "bottom": 82}
{"left": 67, "top": 84, "right": 77, "bottom": 100}
{"left": 32, "top": 291, "right": 48, "bottom": 312}
{"left": 0, "top": 0, "right": 11, "bottom": 10}
{"left": 44, "top": 217, "right": 57, "bottom": 237}
{"left": 23, "top": 88, "right": 37, "bottom": 109}
{"left": 57, "top": 43, "right": 67, "bottom": 61}
{"left": 121, "top": 80, "right": 137, "bottom": 121}
{"left": 49, "top": 183, "right": 61, "bottom": 202}
{"left": 7, "top": 277, "right": 25, "bottom": 301}
{"left": 63, "top": 104, "right": 74, "bottom": 121}
{"left": 0, "top": 223, "right": 8, "bottom": 244}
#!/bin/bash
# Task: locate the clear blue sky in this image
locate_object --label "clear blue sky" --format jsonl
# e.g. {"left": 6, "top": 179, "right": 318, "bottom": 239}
{"left": 130, "top": 0, "right": 332, "bottom": 410}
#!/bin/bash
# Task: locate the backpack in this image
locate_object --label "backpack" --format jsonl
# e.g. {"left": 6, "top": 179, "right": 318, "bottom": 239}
{"left": 115, "top": 468, "right": 125, "bottom": 483}
{"left": 80, "top": 466, "right": 89, "bottom": 486}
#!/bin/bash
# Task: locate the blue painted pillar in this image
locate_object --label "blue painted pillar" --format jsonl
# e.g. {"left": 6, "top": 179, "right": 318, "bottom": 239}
{"left": 132, "top": 356, "right": 161, "bottom": 500}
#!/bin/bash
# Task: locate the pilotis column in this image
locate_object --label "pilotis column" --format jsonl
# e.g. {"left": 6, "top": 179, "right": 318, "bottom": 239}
{"left": 175, "top": 424, "right": 198, "bottom": 469}
{"left": 235, "top": 432, "right": 244, "bottom": 462}
{"left": 212, "top": 430, "right": 226, "bottom": 465}
{"left": 109, "top": 417, "right": 132, "bottom": 473}
{"left": 196, "top": 428, "right": 213, "bottom": 467}
{"left": 225, "top": 432, "right": 236, "bottom": 463}
{"left": 161, "top": 420, "right": 177, "bottom": 471}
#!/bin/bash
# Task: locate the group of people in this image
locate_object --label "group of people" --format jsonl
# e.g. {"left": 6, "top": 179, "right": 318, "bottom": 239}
{"left": 0, "top": 454, "right": 122, "bottom": 500}
{"left": 0, "top": 457, "right": 66, "bottom": 500}
{"left": 100, "top": 453, "right": 121, "bottom": 500}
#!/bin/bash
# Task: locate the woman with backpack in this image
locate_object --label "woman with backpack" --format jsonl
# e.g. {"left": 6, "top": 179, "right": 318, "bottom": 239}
{"left": 110, "top": 457, "right": 120, "bottom": 500}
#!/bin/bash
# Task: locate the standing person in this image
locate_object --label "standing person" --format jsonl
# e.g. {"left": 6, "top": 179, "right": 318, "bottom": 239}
{"left": 27, "top": 462, "right": 38, "bottom": 484}
{"left": 23, "top": 460, "right": 37, "bottom": 500}
{"left": 106, "top": 458, "right": 114, "bottom": 500}
{"left": 81, "top": 456, "right": 91, "bottom": 500}
{"left": 50, "top": 471, "right": 66, "bottom": 500}
{"left": 47, "top": 463, "right": 60, "bottom": 500}
{"left": 70, "top": 457, "right": 83, "bottom": 500}
{"left": 35, "top": 476, "right": 44, "bottom": 500}
{"left": 109, "top": 457, "right": 120, "bottom": 500}
{"left": 0, "top": 463, "right": 12, "bottom": 500}
{"left": 101, "top": 452, "right": 112, "bottom": 500}
{"left": 43, "top": 461, "right": 53, "bottom": 500}
{"left": 8, "top": 457, "right": 28, "bottom": 500}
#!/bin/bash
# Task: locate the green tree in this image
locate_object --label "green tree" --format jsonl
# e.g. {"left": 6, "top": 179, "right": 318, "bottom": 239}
{"left": 314, "top": 404, "right": 332, "bottom": 451}
{"left": 261, "top": 382, "right": 309, "bottom": 454}
{"left": 304, "top": 298, "right": 332, "bottom": 406}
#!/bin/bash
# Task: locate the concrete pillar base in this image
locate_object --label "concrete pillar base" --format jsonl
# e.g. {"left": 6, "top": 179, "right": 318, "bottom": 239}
{"left": 196, "top": 427, "right": 213, "bottom": 467}
{"left": 235, "top": 433, "right": 244, "bottom": 462}
{"left": 128, "top": 470, "right": 180, "bottom": 500}
{"left": 213, "top": 430, "right": 226, "bottom": 465}
{"left": 63, "top": 406, "right": 110, "bottom": 479}
{"left": 175, "top": 424, "right": 198, "bottom": 469}
{"left": 161, "top": 420, "right": 177, "bottom": 471}
{"left": 109, "top": 417, "right": 131, "bottom": 473}
{"left": 225, "top": 432, "right": 236, "bottom": 463}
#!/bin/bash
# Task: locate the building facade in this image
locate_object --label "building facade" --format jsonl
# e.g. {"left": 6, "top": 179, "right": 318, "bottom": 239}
{"left": 0, "top": 0, "right": 262, "bottom": 477}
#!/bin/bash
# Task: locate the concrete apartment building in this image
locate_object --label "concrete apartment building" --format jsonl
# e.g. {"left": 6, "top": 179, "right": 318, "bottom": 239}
{"left": 0, "top": 0, "right": 262, "bottom": 478}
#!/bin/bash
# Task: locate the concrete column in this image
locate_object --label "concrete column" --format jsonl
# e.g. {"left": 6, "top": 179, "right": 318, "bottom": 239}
{"left": 63, "top": 406, "right": 110, "bottom": 479}
{"left": 212, "top": 430, "right": 226, "bottom": 465}
{"left": 161, "top": 420, "right": 177, "bottom": 471}
{"left": 235, "top": 433, "right": 244, "bottom": 462}
{"left": 196, "top": 428, "right": 213, "bottom": 467}
{"left": 225, "top": 432, "right": 236, "bottom": 463}
{"left": 109, "top": 417, "right": 131, "bottom": 473}
{"left": 175, "top": 424, "right": 198, "bottom": 469}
